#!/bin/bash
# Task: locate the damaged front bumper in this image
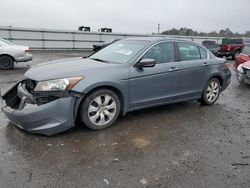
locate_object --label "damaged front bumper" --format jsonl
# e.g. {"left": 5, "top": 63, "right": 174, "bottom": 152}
{"left": 1, "top": 80, "right": 77, "bottom": 136}
{"left": 237, "top": 69, "right": 250, "bottom": 84}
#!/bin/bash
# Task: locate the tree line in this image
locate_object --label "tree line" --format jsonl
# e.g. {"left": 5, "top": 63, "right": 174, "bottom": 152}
{"left": 162, "top": 28, "right": 250, "bottom": 37}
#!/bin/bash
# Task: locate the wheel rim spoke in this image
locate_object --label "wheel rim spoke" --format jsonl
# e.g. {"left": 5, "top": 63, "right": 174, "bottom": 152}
{"left": 207, "top": 94, "right": 211, "bottom": 100}
{"left": 106, "top": 102, "right": 116, "bottom": 110}
{"left": 207, "top": 86, "right": 212, "bottom": 92}
{"left": 94, "top": 96, "right": 102, "bottom": 106}
{"left": 89, "top": 105, "right": 98, "bottom": 113}
{"left": 103, "top": 95, "right": 112, "bottom": 105}
{"left": 213, "top": 82, "right": 218, "bottom": 90}
{"left": 99, "top": 112, "right": 106, "bottom": 125}
{"left": 89, "top": 112, "right": 100, "bottom": 123}
{"left": 104, "top": 110, "right": 113, "bottom": 120}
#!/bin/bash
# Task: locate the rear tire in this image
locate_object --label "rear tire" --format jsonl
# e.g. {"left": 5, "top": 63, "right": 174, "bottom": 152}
{"left": 79, "top": 89, "right": 121, "bottom": 130}
{"left": 0, "top": 55, "right": 14, "bottom": 70}
{"left": 199, "top": 78, "right": 221, "bottom": 105}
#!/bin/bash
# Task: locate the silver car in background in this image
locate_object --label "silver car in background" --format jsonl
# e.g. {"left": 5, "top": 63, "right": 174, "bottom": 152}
{"left": 0, "top": 38, "right": 33, "bottom": 70}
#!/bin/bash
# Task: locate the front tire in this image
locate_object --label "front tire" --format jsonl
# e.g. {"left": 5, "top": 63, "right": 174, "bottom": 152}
{"left": 200, "top": 78, "right": 221, "bottom": 105}
{"left": 233, "top": 50, "right": 240, "bottom": 60}
{"left": 0, "top": 55, "right": 14, "bottom": 70}
{"left": 80, "top": 89, "right": 121, "bottom": 130}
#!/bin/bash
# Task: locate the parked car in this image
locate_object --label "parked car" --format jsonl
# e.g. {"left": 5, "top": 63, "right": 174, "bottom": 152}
{"left": 1, "top": 37, "right": 231, "bottom": 135}
{"left": 0, "top": 38, "right": 33, "bottom": 70}
{"left": 202, "top": 40, "right": 220, "bottom": 56}
{"left": 235, "top": 43, "right": 250, "bottom": 70}
{"left": 235, "top": 44, "right": 250, "bottom": 84}
{"left": 218, "top": 38, "right": 245, "bottom": 60}
{"left": 237, "top": 61, "right": 250, "bottom": 84}
{"left": 93, "top": 39, "right": 120, "bottom": 52}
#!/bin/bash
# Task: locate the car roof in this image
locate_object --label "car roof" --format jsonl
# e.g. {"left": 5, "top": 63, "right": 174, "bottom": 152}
{"left": 123, "top": 37, "right": 166, "bottom": 42}
{"left": 123, "top": 36, "right": 201, "bottom": 45}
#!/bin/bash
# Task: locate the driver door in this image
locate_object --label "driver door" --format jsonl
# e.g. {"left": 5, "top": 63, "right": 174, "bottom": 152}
{"left": 129, "top": 42, "right": 180, "bottom": 109}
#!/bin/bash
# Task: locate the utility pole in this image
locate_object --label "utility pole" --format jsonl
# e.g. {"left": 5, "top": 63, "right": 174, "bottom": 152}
{"left": 158, "top": 24, "right": 160, "bottom": 34}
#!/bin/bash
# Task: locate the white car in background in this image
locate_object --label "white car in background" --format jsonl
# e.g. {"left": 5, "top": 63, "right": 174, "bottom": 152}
{"left": 0, "top": 38, "right": 33, "bottom": 70}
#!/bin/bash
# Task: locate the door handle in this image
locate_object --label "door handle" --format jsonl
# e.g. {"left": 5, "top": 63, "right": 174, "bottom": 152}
{"left": 169, "top": 67, "right": 179, "bottom": 72}
{"left": 203, "top": 62, "right": 210, "bottom": 66}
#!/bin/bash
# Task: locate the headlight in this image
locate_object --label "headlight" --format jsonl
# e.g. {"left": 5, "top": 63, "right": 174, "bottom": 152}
{"left": 237, "top": 64, "right": 244, "bottom": 73}
{"left": 34, "top": 76, "right": 83, "bottom": 91}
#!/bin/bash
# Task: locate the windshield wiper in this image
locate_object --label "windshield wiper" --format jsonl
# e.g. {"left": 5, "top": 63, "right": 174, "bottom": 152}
{"left": 89, "top": 58, "right": 109, "bottom": 63}
{"left": 83, "top": 51, "right": 96, "bottom": 59}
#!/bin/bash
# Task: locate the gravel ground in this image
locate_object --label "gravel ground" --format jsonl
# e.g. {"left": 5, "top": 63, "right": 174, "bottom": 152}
{"left": 0, "top": 51, "right": 249, "bottom": 188}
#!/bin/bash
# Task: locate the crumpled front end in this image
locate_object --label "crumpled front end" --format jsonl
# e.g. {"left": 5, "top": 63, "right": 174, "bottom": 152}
{"left": 237, "top": 66, "right": 250, "bottom": 84}
{"left": 1, "top": 79, "right": 77, "bottom": 136}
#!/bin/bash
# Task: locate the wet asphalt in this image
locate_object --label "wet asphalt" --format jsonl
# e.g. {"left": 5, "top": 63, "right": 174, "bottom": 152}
{"left": 0, "top": 51, "right": 250, "bottom": 188}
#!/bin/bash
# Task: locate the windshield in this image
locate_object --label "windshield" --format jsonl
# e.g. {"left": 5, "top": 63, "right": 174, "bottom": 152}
{"left": 0, "top": 38, "right": 15, "bottom": 45}
{"left": 90, "top": 40, "right": 149, "bottom": 63}
{"left": 242, "top": 45, "right": 250, "bottom": 55}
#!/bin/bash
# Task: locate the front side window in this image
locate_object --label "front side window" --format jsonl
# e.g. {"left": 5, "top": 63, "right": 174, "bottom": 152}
{"left": 142, "top": 42, "right": 175, "bottom": 64}
{"left": 177, "top": 43, "right": 200, "bottom": 61}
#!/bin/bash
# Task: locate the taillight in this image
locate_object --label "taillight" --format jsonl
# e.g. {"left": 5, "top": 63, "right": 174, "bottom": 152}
{"left": 225, "top": 62, "right": 231, "bottom": 70}
{"left": 227, "top": 45, "right": 231, "bottom": 51}
{"left": 25, "top": 48, "right": 30, "bottom": 53}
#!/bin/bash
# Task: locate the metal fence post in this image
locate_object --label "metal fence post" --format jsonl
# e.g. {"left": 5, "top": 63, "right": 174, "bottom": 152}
{"left": 8, "top": 27, "right": 12, "bottom": 41}
{"left": 41, "top": 29, "right": 45, "bottom": 49}
{"left": 72, "top": 32, "right": 75, "bottom": 49}
{"left": 99, "top": 33, "right": 102, "bottom": 42}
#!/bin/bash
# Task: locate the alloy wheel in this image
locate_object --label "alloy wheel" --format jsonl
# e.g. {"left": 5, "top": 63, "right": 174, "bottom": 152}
{"left": 88, "top": 94, "right": 117, "bottom": 126}
{"left": 206, "top": 81, "right": 220, "bottom": 103}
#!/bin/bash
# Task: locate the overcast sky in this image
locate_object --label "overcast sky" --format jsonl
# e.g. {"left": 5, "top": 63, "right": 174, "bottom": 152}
{"left": 1, "top": 0, "right": 250, "bottom": 34}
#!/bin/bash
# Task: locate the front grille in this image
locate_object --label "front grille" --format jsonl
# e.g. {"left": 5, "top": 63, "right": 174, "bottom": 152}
{"left": 33, "top": 91, "right": 68, "bottom": 105}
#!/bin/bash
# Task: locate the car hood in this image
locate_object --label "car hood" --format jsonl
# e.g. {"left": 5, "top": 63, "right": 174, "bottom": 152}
{"left": 25, "top": 57, "right": 121, "bottom": 81}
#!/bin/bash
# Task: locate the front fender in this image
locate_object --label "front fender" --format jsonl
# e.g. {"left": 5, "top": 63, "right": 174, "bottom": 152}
{"left": 72, "top": 80, "right": 130, "bottom": 117}
{"left": 77, "top": 81, "right": 125, "bottom": 94}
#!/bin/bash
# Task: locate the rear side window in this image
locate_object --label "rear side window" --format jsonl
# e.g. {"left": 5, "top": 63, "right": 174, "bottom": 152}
{"left": 177, "top": 43, "right": 200, "bottom": 61}
{"left": 142, "top": 42, "right": 175, "bottom": 64}
{"left": 222, "top": 38, "right": 243, "bottom": 44}
{"left": 199, "top": 47, "right": 207, "bottom": 59}
{"left": 231, "top": 39, "right": 243, "bottom": 44}
{"left": 202, "top": 40, "right": 216, "bottom": 46}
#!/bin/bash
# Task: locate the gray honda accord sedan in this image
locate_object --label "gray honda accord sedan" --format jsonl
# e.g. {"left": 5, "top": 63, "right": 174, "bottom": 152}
{"left": 1, "top": 37, "right": 231, "bottom": 135}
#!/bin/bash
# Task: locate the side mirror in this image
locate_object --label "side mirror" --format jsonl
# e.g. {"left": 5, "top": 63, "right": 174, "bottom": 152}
{"left": 136, "top": 58, "right": 156, "bottom": 68}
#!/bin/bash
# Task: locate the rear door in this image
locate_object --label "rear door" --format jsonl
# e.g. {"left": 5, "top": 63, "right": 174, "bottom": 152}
{"left": 174, "top": 42, "right": 211, "bottom": 99}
